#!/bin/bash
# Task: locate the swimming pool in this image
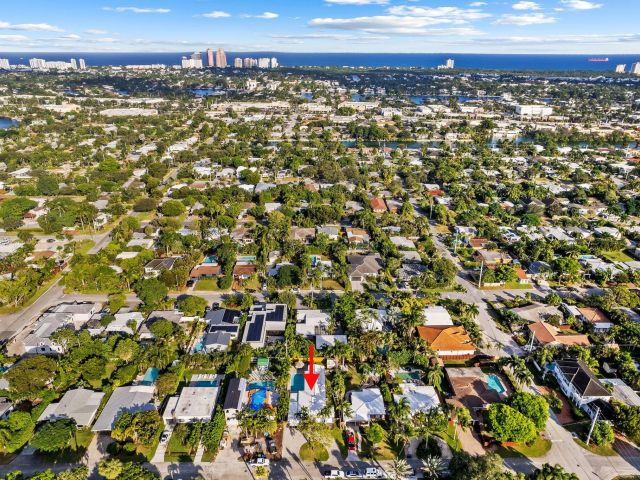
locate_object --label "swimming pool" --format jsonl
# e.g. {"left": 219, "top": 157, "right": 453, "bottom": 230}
{"left": 290, "top": 373, "right": 305, "bottom": 393}
{"left": 249, "top": 388, "right": 268, "bottom": 410}
{"left": 487, "top": 374, "right": 506, "bottom": 394}
{"left": 396, "top": 371, "right": 421, "bottom": 381}
{"left": 141, "top": 368, "right": 160, "bottom": 385}
{"left": 203, "top": 255, "right": 218, "bottom": 264}
{"left": 248, "top": 380, "right": 274, "bottom": 390}
{"left": 193, "top": 335, "right": 205, "bottom": 353}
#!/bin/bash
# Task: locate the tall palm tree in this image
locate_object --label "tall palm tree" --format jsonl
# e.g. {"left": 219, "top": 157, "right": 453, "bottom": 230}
{"left": 389, "top": 457, "right": 412, "bottom": 480}
{"left": 421, "top": 456, "right": 444, "bottom": 480}
{"left": 499, "top": 355, "right": 533, "bottom": 387}
{"left": 426, "top": 367, "right": 444, "bottom": 391}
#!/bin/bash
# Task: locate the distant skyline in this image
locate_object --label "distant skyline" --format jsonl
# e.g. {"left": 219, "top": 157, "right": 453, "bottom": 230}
{"left": 0, "top": 0, "right": 638, "bottom": 54}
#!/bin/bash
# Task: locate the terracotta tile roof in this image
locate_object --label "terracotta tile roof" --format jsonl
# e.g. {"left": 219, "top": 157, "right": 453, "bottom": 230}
{"left": 417, "top": 325, "right": 476, "bottom": 352}
{"left": 469, "top": 238, "right": 488, "bottom": 249}
{"left": 190, "top": 265, "right": 221, "bottom": 278}
{"left": 528, "top": 321, "right": 590, "bottom": 347}
{"left": 577, "top": 307, "right": 609, "bottom": 324}
{"left": 233, "top": 264, "right": 257, "bottom": 276}
{"left": 370, "top": 197, "right": 387, "bottom": 211}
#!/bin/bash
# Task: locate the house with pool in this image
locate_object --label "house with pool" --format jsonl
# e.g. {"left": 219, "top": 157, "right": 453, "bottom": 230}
{"left": 445, "top": 367, "right": 509, "bottom": 422}
{"left": 288, "top": 364, "right": 333, "bottom": 426}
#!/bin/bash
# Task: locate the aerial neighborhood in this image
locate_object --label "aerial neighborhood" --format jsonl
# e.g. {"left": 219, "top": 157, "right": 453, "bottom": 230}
{"left": 0, "top": 58, "right": 638, "bottom": 480}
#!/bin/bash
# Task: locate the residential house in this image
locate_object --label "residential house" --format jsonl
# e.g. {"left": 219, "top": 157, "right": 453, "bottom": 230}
{"left": 92, "top": 385, "right": 156, "bottom": 432}
{"left": 576, "top": 307, "right": 614, "bottom": 332}
{"left": 223, "top": 378, "right": 247, "bottom": 427}
{"left": 370, "top": 197, "right": 387, "bottom": 213}
{"left": 345, "top": 227, "right": 370, "bottom": 245}
{"left": 393, "top": 384, "right": 441, "bottom": 414}
{"left": 445, "top": 367, "right": 506, "bottom": 421}
{"left": 296, "top": 310, "right": 331, "bottom": 338}
{"left": 527, "top": 321, "right": 590, "bottom": 348}
{"left": 288, "top": 364, "right": 332, "bottom": 426}
{"left": 474, "top": 249, "right": 512, "bottom": 266}
{"left": 549, "top": 359, "right": 612, "bottom": 419}
{"left": 290, "top": 227, "right": 316, "bottom": 244}
{"left": 200, "top": 309, "right": 241, "bottom": 353}
{"left": 39, "top": 388, "right": 105, "bottom": 427}
{"left": 105, "top": 311, "right": 144, "bottom": 335}
{"left": 417, "top": 325, "right": 476, "bottom": 360}
{"left": 347, "top": 388, "right": 386, "bottom": 424}
{"left": 164, "top": 374, "right": 222, "bottom": 424}
{"left": 346, "top": 255, "right": 383, "bottom": 283}
{"left": 242, "top": 304, "right": 288, "bottom": 348}
{"left": 423, "top": 306, "right": 454, "bottom": 327}
{"left": 144, "top": 257, "right": 179, "bottom": 278}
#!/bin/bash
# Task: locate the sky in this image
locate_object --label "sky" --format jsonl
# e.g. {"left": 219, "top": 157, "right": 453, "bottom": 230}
{"left": 0, "top": 0, "right": 638, "bottom": 54}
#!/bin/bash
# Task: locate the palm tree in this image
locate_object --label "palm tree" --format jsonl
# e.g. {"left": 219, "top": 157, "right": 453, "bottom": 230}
{"left": 389, "top": 397, "right": 411, "bottom": 423}
{"left": 421, "top": 456, "right": 444, "bottom": 480}
{"left": 389, "top": 457, "right": 412, "bottom": 480}
{"left": 426, "top": 367, "right": 444, "bottom": 391}
{"left": 499, "top": 355, "right": 533, "bottom": 388}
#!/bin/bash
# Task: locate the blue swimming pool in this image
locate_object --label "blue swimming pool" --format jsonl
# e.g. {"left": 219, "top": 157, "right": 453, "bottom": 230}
{"left": 203, "top": 255, "right": 218, "bottom": 264}
{"left": 141, "top": 368, "right": 160, "bottom": 385}
{"left": 487, "top": 374, "right": 506, "bottom": 394}
{"left": 248, "top": 381, "right": 274, "bottom": 390}
{"left": 249, "top": 388, "right": 268, "bottom": 410}
{"left": 290, "top": 373, "right": 305, "bottom": 393}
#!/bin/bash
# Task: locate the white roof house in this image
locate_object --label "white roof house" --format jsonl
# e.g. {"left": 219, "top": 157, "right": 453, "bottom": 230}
{"left": 105, "top": 312, "right": 144, "bottom": 335}
{"left": 288, "top": 365, "right": 333, "bottom": 426}
{"left": 39, "top": 388, "right": 105, "bottom": 427}
{"left": 356, "top": 309, "right": 387, "bottom": 332}
{"left": 393, "top": 383, "right": 441, "bottom": 414}
{"left": 296, "top": 310, "right": 331, "bottom": 337}
{"left": 92, "top": 385, "right": 155, "bottom": 432}
{"left": 165, "top": 374, "right": 222, "bottom": 423}
{"left": 423, "top": 306, "right": 453, "bottom": 327}
{"left": 347, "top": 388, "right": 386, "bottom": 423}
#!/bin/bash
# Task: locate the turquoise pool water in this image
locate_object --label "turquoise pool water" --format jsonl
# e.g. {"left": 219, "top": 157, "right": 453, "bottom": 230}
{"left": 397, "top": 371, "right": 421, "bottom": 381}
{"left": 249, "top": 389, "right": 268, "bottom": 410}
{"left": 290, "top": 373, "right": 305, "bottom": 393}
{"left": 192, "top": 379, "right": 219, "bottom": 387}
{"left": 193, "top": 335, "right": 205, "bottom": 353}
{"left": 487, "top": 374, "right": 506, "bottom": 394}
{"left": 141, "top": 368, "right": 160, "bottom": 385}
{"left": 203, "top": 255, "right": 218, "bottom": 264}
{"left": 248, "top": 381, "right": 274, "bottom": 390}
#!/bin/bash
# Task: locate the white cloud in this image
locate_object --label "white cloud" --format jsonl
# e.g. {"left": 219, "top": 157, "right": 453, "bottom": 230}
{"left": 0, "top": 21, "right": 63, "bottom": 32}
{"left": 85, "top": 29, "right": 108, "bottom": 35}
{"left": 271, "top": 33, "right": 388, "bottom": 41}
{"left": 0, "top": 34, "right": 29, "bottom": 42}
{"left": 243, "top": 12, "right": 279, "bottom": 19}
{"left": 469, "top": 1, "right": 487, "bottom": 5}
{"left": 309, "top": 5, "right": 490, "bottom": 35}
{"left": 512, "top": 1, "right": 541, "bottom": 10}
{"left": 102, "top": 7, "right": 171, "bottom": 14}
{"left": 387, "top": 5, "right": 491, "bottom": 22}
{"left": 57, "top": 34, "right": 81, "bottom": 40}
{"left": 325, "top": 0, "right": 389, "bottom": 4}
{"left": 560, "top": 0, "right": 602, "bottom": 9}
{"left": 495, "top": 13, "right": 556, "bottom": 25}
{"left": 202, "top": 11, "right": 231, "bottom": 18}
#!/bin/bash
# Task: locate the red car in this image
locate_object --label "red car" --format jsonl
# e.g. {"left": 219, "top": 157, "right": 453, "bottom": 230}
{"left": 346, "top": 432, "right": 357, "bottom": 451}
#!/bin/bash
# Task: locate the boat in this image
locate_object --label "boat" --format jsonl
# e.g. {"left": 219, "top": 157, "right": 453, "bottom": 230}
{"left": 588, "top": 57, "right": 609, "bottom": 62}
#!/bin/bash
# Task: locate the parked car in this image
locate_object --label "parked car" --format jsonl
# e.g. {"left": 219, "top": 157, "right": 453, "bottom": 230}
{"left": 266, "top": 438, "right": 277, "bottom": 454}
{"left": 248, "top": 457, "right": 270, "bottom": 467}
{"left": 346, "top": 431, "right": 357, "bottom": 451}
{"left": 345, "top": 469, "right": 362, "bottom": 478}
{"left": 363, "top": 467, "right": 385, "bottom": 479}
{"left": 160, "top": 432, "right": 170, "bottom": 444}
{"left": 322, "top": 470, "right": 345, "bottom": 479}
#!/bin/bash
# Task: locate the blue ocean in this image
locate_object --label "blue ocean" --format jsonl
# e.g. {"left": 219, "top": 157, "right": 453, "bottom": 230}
{"left": 0, "top": 52, "right": 638, "bottom": 71}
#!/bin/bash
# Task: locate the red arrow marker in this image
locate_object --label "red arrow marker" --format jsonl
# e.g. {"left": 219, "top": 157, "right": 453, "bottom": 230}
{"left": 303, "top": 344, "right": 320, "bottom": 391}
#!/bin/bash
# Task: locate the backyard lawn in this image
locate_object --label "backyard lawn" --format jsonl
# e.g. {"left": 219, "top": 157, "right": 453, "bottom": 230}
{"left": 601, "top": 251, "right": 634, "bottom": 263}
{"left": 194, "top": 278, "right": 223, "bottom": 291}
{"left": 495, "top": 436, "right": 552, "bottom": 458}
{"left": 299, "top": 441, "right": 329, "bottom": 461}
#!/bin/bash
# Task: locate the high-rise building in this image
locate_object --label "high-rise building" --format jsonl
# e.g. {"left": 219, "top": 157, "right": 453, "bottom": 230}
{"left": 70, "top": 58, "right": 77, "bottom": 69}
{"left": 79, "top": 58, "right": 86, "bottom": 70}
{"left": 181, "top": 54, "right": 203, "bottom": 69}
{"left": 615, "top": 64, "right": 626, "bottom": 73}
{"left": 215, "top": 48, "right": 227, "bottom": 68}
{"left": 0, "top": 59, "right": 10, "bottom": 70}
{"left": 270, "top": 57, "right": 279, "bottom": 68}
{"left": 206, "top": 48, "right": 214, "bottom": 67}
{"left": 257, "top": 57, "right": 270, "bottom": 69}
{"left": 632, "top": 62, "right": 640, "bottom": 75}
{"left": 446, "top": 58, "right": 455, "bottom": 69}
{"left": 29, "top": 58, "right": 47, "bottom": 69}
{"left": 234, "top": 57, "right": 243, "bottom": 68}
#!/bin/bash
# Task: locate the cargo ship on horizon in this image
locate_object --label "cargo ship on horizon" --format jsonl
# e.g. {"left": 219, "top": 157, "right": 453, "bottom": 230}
{"left": 588, "top": 57, "right": 609, "bottom": 62}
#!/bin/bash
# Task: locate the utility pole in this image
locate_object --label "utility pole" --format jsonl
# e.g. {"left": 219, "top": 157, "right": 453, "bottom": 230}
{"left": 586, "top": 406, "right": 600, "bottom": 446}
